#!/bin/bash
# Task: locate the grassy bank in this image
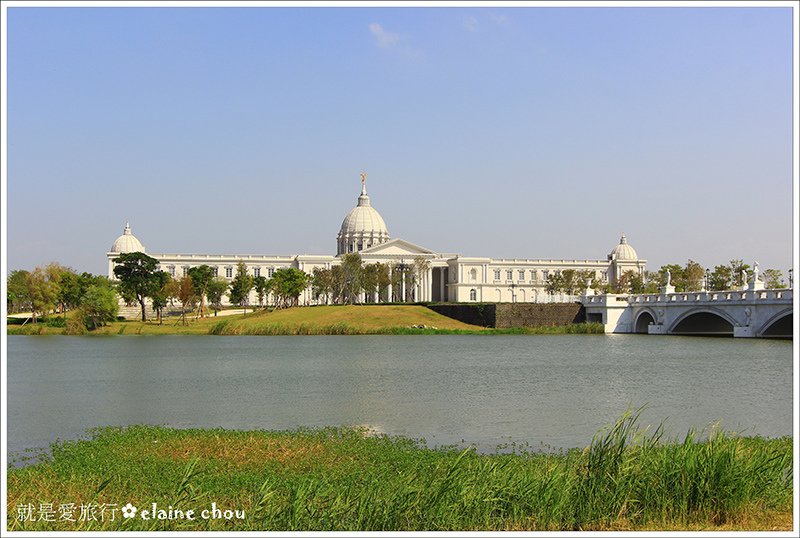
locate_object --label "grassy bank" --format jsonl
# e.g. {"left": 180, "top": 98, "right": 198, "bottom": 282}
{"left": 7, "top": 305, "right": 605, "bottom": 336}
{"left": 7, "top": 412, "right": 792, "bottom": 531}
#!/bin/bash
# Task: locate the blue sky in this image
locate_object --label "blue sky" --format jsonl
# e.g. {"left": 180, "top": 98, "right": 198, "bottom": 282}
{"left": 5, "top": 5, "right": 795, "bottom": 275}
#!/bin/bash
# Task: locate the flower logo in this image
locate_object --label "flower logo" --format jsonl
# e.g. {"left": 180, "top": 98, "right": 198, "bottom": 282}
{"left": 121, "top": 503, "right": 138, "bottom": 519}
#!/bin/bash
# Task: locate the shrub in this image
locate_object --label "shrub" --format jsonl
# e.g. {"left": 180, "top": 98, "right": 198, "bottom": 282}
{"left": 64, "top": 311, "right": 88, "bottom": 335}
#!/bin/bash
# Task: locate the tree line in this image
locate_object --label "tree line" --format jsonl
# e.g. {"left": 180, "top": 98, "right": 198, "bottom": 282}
{"left": 9, "top": 254, "right": 789, "bottom": 328}
{"left": 310, "top": 253, "right": 430, "bottom": 304}
{"left": 7, "top": 263, "right": 119, "bottom": 332}
{"left": 543, "top": 259, "right": 787, "bottom": 295}
{"left": 111, "top": 252, "right": 313, "bottom": 323}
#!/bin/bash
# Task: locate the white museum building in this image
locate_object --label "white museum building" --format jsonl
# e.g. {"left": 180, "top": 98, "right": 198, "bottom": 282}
{"left": 107, "top": 175, "right": 646, "bottom": 305}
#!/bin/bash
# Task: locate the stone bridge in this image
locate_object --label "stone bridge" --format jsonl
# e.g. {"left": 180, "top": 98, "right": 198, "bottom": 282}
{"left": 582, "top": 288, "right": 793, "bottom": 338}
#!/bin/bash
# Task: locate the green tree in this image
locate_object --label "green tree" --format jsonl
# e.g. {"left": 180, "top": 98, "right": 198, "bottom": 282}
{"left": 376, "top": 263, "right": 391, "bottom": 302}
{"left": 389, "top": 263, "right": 404, "bottom": 302}
{"left": 113, "top": 252, "right": 161, "bottom": 321}
{"left": 340, "top": 253, "right": 363, "bottom": 304}
{"left": 658, "top": 264, "right": 685, "bottom": 291}
{"left": 627, "top": 271, "right": 645, "bottom": 294}
{"left": 57, "top": 270, "right": 82, "bottom": 316}
{"left": 763, "top": 269, "right": 785, "bottom": 289}
{"left": 330, "top": 265, "right": 347, "bottom": 304}
{"left": 59, "top": 271, "right": 111, "bottom": 316}
{"left": 311, "top": 267, "right": 332, "bottom": 305}
{"left": 174, "top": 276, "right": 196, "bottom": 325}
{"left": 206, "top": 277, "right": 229, "bottom": 316}
{"left": 253, "top": 275, "right": 269, "bottom": 307}
{"left": 270, "top": 268, "right": 310, "bottom": 308}
{"left": 7, "top": 270, "right": 31, "bottom": 313}
{"left": 573, "top": 270, "right": 594, "bottom": 294}
{"left": 709, "top": 264, "right": 733, "bottom": 291}
{"left": 228, "top": 261, "right": 254, "bottom": 313}
{"left": 43, "top": 263, "right": 72, "bottom": 315}
{"left": 80, "top": 282, "right": 119, "bottom": 330}
{"left": 683, "top": 260, "right": 706, "bottom": 292}
{"left": 361, "top": 264, "right": 380, "bottom": 303}
{"left": 187, "top": 265, "right": 215, "bottom": 318}
{"left": 611, "top": 271, "right": 631, "bottom": 294}
{"left": 150, "top": 271, "right": 172, "bottom": 324}
{"left": 729, "top": 259, "right": 751, "bottom": 288}
{"left": 544, "top": 271, "right": 564, "bottom": 294}
{"left": 25, "top": 266, "right": 60, "bottom": 323}
{"left": 642, "top": 271, "right": 660, "bottom": 294}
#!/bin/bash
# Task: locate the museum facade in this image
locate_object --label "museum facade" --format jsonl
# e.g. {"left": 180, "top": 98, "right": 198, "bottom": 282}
{"left": 107, "top": 175, "right": 646, "bottom": 305}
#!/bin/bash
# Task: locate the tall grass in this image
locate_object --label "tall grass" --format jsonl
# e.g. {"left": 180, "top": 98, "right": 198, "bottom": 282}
{"left": 7, "top": 409, "right": 792, "bottom": 531}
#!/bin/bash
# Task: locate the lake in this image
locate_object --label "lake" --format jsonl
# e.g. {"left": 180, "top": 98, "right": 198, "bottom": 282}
{"left": 7, "top": 334, "right": 793, "bottom": 457}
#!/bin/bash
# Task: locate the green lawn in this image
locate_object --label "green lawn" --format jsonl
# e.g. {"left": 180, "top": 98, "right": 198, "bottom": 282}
{"left": 7, "top": 305, "right": 605, "bottom": 335}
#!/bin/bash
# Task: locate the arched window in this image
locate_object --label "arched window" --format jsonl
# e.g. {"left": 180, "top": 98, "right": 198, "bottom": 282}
{"left": 470, "top": 289, "right": 477, "bottom": 301}
{"left": 470, "top": 268, "right": 477, "bottom": 282}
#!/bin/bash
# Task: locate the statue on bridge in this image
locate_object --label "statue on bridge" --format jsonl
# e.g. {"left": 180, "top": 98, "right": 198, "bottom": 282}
{"left": 749, "top": 261, "right": 765, "bottom": 291}
{"left": 661, "top": 269, "right": 675, "bottom": 294}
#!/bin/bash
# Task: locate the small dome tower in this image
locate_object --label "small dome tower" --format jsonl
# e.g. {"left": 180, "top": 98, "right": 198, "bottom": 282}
{"left": 110, "top": 222, "right": 146, "bottom": 254}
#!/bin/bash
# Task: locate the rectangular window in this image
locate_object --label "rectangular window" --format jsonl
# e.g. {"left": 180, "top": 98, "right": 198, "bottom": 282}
{"left": 530, "top": 269, "right": 537, "bottom": 282}
{"left": 254, "top": 267, "right": 261, "bottom": 277}
{"left": 494, "top": 269, "right": 501, "bottom": 281}
{"left": 268, "top": 268, "right": 275, "bottom": 277}
{"left": 601, "top": 271, "right": 608, "bottom": 282}
{"left": 182, "top": 266, "right": 189, "bottom": 277}
{"left": 506, "top": 270, "right": 513, "bottom": 281}
{"left": 518, "top": 270, "right": 525, "bottom": 281}
{"left": 212, "top": 267, "right": 218, "bottom": 277}
{"left": 543, "top": 270, "right": 550, "bottom": 279}
{"left": 225, "top": 267, "right": 233, "bottom": 278}
{"left": 169, "top": 266, "right": 176, "bottom": 277}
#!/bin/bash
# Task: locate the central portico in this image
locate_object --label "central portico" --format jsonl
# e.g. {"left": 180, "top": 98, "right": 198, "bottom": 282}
{"left": 107, "top": 173, "right": 646, "bottom": 306}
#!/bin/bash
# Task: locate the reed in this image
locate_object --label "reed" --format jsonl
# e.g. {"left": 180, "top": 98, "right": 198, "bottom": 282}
{"left": 7, "top": 410, "right": 792, "bottom": 531}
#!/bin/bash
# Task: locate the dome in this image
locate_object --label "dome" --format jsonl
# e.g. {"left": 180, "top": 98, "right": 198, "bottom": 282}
{"left": 337, "top": 174, "right": 390, "bottom": 255}
{"left": 609, "top": 233, "right": 637, "bottom": 261}
{"left": 110, "top": 222, "right": 145, "bottom": 253}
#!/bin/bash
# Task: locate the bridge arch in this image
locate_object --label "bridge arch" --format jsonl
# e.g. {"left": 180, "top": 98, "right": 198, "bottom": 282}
{"left": 633, "top": 308, "right": 657, "bottom": 334}
{"left": 758, "top": 309, "right": 793, "bottom": 338}
{"left": 668, "top": 307, "right": 737, "bottom": 336}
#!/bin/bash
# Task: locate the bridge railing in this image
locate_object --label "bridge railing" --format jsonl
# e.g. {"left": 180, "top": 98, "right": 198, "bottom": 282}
{"left": 625, "top": 289, "right": 792, "bottom": 304}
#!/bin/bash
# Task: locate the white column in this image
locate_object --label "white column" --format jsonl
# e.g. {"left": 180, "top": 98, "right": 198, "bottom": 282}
{"left": 426, "top": 268, "right": 432, "bottom": 301}
{"left": 387, "top": 266, "right": 393, "bottom": 303}
{"left": 439, "top": 268, "right": 445, "bottom": 302}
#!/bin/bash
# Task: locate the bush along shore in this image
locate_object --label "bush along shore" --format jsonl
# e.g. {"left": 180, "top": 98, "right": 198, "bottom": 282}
{"left": 7, "top": 411, "right": 792, "bottom": 531}
{"left": 7, "top": 305, "right": 606, "bottom": 336}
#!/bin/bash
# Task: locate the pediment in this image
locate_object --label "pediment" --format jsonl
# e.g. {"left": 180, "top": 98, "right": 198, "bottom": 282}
{"left": 360, "top": 238, "right": 435, "bottom": 256}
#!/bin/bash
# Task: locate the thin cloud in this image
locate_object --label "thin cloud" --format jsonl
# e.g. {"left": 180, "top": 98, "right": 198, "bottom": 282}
{"left": 369, "top": 23, "right": 400, "bottom": 48}
{"left": 489, "top": 13, "right": 509, "bottom": 26}
{"left": 462, "top": 15, "right": 478, "bottom": 32}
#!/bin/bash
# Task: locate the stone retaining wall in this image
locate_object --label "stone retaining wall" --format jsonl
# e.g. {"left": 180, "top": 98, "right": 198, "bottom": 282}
{"left": 427, "top": 303, "right": 585, "bottom": 328}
